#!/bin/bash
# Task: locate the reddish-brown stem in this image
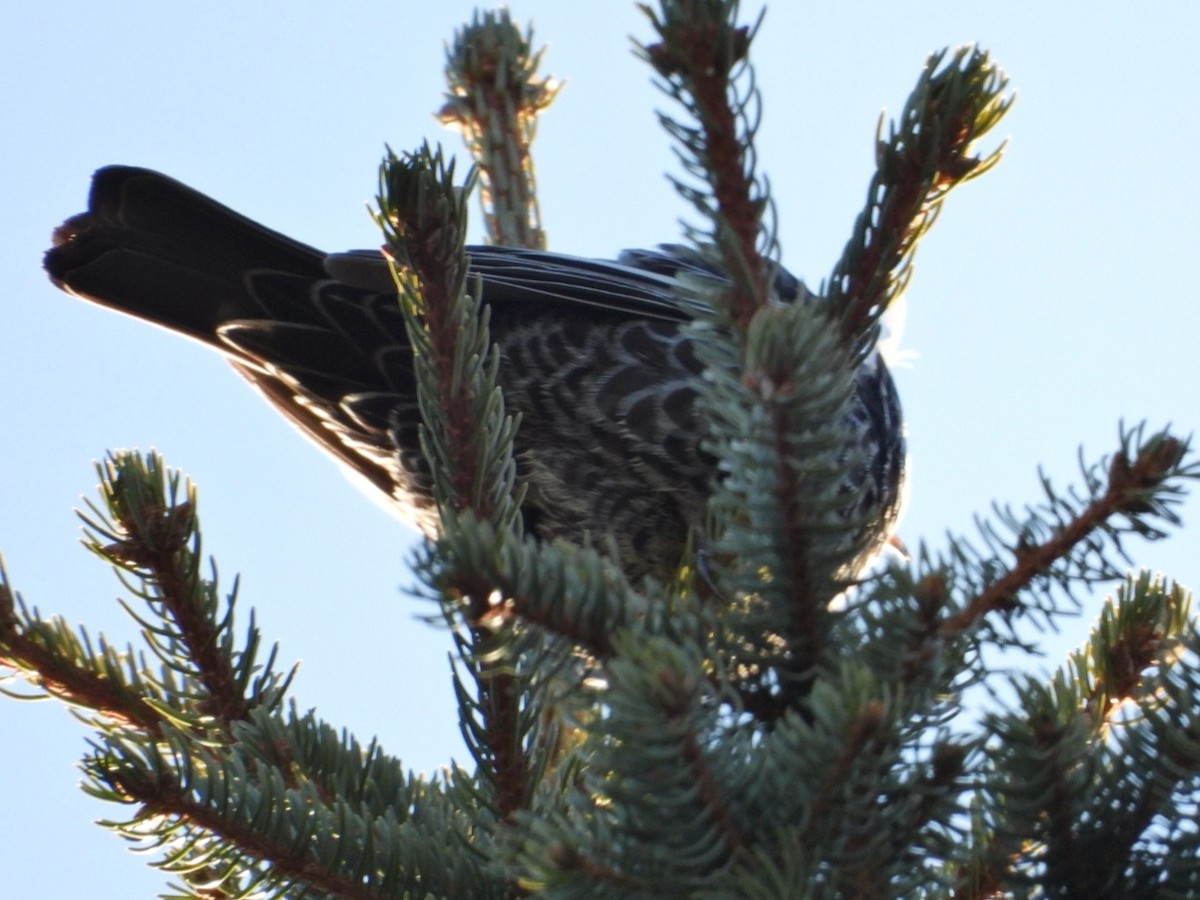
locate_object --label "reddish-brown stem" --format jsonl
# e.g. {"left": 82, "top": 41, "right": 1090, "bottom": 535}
{"left": 940, "top": 440, "right": 1182, "bottom": 635}
{"left": 125, "top": 775, "right": 394, "bottom": 900}
{"left": 0, "top": 621, "right": 165, "bottom": 735}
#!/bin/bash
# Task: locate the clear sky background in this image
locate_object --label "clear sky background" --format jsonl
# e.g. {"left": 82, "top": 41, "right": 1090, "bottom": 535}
{"left": 3, "top": 2, "right": 1198, "bottom": 896}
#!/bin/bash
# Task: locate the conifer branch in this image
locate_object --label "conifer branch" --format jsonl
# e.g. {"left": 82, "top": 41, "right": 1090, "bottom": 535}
{"left": 519, "top": 636, "right": 745, "bottom": 892}
{"left": 83, "top": 454, "right": 252, "bottom": 727}
{"left": 638, "top": 1, "right": 873, "bottom": 703}
{"left": 440, "top": 10, "right": 558, "bottom": 249}
{"left": 0, "top": 577, "right": 166, "bottom": 732}
{"left": 940, "top": 428, "right": 1191, "bottom": 636}
{"left": 828, "top": 45, "right": 1012, "bottom": 351}
{"left": 802, "top": 698, "right": 888, "bottom": 834}
{"left": 92, "top": 751, "right": 391, "bottom": 899}
{"left": 639, "top": 0, "right": 774, "bottom": 328}
{"left": 977, "top": 573, "right": 1199, "bottom": 895}
{"left": 2, "top": 453, "right": 292, "bottom": 743}
{"left": 420, "top": 517, "right": 720, "bottom": 661}
{"left": 375, "top": 146, "right": 490, "bottom": 522}
{"left": 1073, "top": 571, "right": 1190, "bottom": 726}
{"left": 377, "top": 145, "right": 533, "bottom": 822}
{"left": 847, "top": 426, "right": 1193, "bottom": 747}
{"left": 83, "top": 708, "right": 483, "bottom": 898}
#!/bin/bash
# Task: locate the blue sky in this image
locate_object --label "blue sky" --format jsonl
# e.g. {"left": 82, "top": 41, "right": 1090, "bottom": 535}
{"left": 3, "top": 2, "right": 1198, "bottom": 895}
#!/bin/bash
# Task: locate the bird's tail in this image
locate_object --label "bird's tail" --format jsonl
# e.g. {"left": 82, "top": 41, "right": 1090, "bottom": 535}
{"left": 44, "top": 166, "right": 330, "bottom": 349}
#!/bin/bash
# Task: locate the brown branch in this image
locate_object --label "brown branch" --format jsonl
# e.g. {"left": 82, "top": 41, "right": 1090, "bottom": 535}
{"left": 382, "top": 149, "right": 531, "bottom": 822}
{"left": 463, "top": 574, "right": 529, "bottom": 822}
{"left": 951, "top": 856, "right": 1006, "bottom": 899}
{"left": 414, "top": 263, "right": 491, "bottom": 524}
{"left": 1028, "top": 711, "right": 1085, "bottom": 891}
{"left": 940, "top": 436, "right": 1185, "bottom": 636}
{"left": 831, "top": 48, "right": 1009, "bottom": 347}
{"left": 646, "top": 1, "right": 841, "bottom": 700}
{"left": 2, "top": 571, "right": 368, "bottom": 891}
{"left": 800, "top": 699, "right": 887, "bottom": 838}
{"left": 644, "top": 3, "right": 767, "bottom": 329}
{"left": 758, "top": 358, "right": 821, "bottom": 669}
{"left": 499, "top": 593, "right": 616, "bottom": 659}
{"left": 834, "top": 97, "right": 977, "bottom": 343}
{"left": 678, "top": 704, "right": 744, "bottom": 856}
{"left": 120, "top": 771, "right": 394, "bottom": 900}
{"left": 547, "top": 844, "right": 645, "bottom": 893}
{"left": 104, "top": 495, "right": 250, "bottom": 726}
{"left": 0, "top": 588, "right": 166, "bottom": 734}
{"left": 418, "top": 348, "right": 528, "bottom": 821}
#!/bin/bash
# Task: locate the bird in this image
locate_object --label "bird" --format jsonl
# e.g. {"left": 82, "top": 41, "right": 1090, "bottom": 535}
{"left": 44, "top": 166, "right": 905, "bottom": 583}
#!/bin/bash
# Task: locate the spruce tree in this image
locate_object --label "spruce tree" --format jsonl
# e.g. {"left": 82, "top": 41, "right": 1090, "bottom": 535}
{"left": 3, "top": 3, "right": 1198, "bottom": 897}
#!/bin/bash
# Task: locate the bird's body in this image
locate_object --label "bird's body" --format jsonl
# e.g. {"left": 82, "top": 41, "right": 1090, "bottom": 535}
{"left": 45, "top": 166, "right": 904, "bottom": 581}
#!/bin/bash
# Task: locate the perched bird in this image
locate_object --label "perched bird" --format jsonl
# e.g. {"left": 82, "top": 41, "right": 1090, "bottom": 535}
{"left": 45, "top": 166, "right": 904, "bottom": 582}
